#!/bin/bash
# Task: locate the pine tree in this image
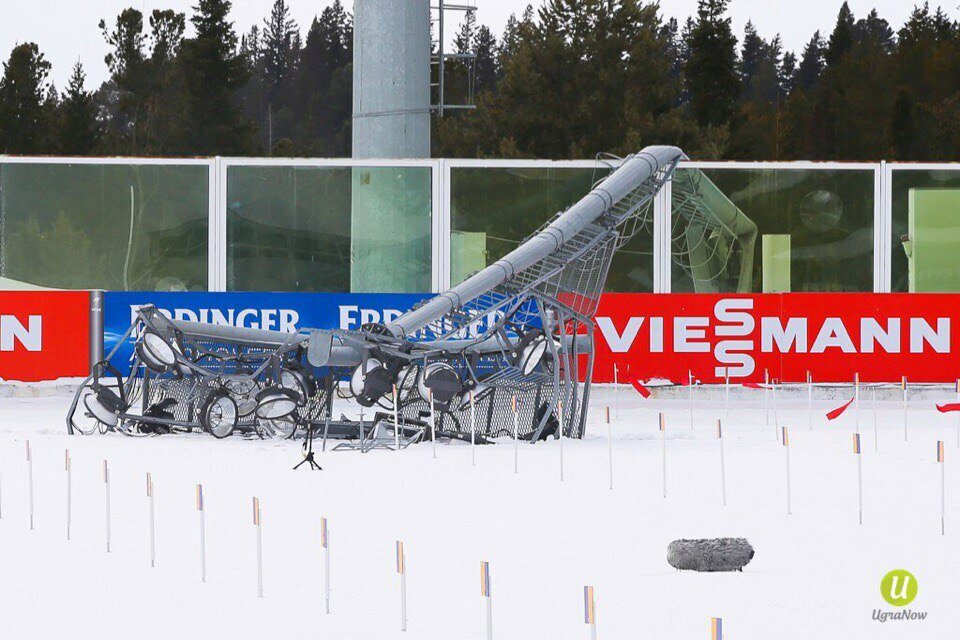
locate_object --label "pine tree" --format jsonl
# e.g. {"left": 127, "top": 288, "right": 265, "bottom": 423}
{"left": 794, "top": 31, "right": 825, "bottom": 91}
{"left": 58, "top": 62, "right": 100, "bottom": 155}
{"left": 685, "top": 0, "right": 740, "bottom": 127}
{"left": 0, "top": 43, "right": 56, "bottom": 154}
{"left": 473, "top": 25, "right": 499, "bottom": 96}
{"left": 824, "top": 2, "right": 855, "bottom": 66}
{"left": 176, "top": 0, "right": 253, "bottom": 154}
{"left": 262, "top": 0, "right": 298, "bottom": 102}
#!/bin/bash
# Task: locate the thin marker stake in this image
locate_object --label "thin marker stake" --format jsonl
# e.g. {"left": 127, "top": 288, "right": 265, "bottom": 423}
{"left": 512, "top": 395, "right": 519, "bottom": 474}
{"left": 26, "top": 440, "right": 33, "bottom": 530}
{"left": 470, "top": 390, "right": 476, "bottom": 466}
{"left": 853, "top": 433, "right": 863, "bottom": 525}
{"left": 197, "top": 484, "right": 206, "bottom": 582}
{"left": 937, "top": 441, "right": 946, "bottom": 535}
{"left": 903, "top": 376, "right": 908, "bottom": 441}
{"left": 606, "top": 407, "right": 613, "bottom": 490}
{"left": 764, "top": 369, "right": 771, "bottom": 433}
{"left": 660, "top": 412, "right": 667, "bottom": 498}
{"left": 147, "top": 473, "right": 156, "bottom": 567}
{"left": 807, "top": 371, "right": 813, "bottom": 430}
{"left": 65, "top": 449, "right": 72, "bottom": 540}
{"left": 321, "top": 518, "right": 330, "bottom": 613}
{"left": 782, "top": 427, "right": 792, "bottom": 516}
{"left": 558, "top": 399, "right": 565, "bottom": 482}
{"left": 393, "top": 384, "right": 400, "bottom": 451}
{"left": 955, "top": 380, "right": 959, "bottom": 449}
{"left": 613, "top": 363, "right": 620, "bottom": 420}
{"left": 584, "top": 585, "right": 597, "bottom": 640}
{"left": 253, "top": 497, "right": 263, "bottom": 598}
{"left": 103, "top": 460, "right": 111, "bottom": 552}
{"left": 854, "top": 373, "right": 860, "bottom": 434}
{"left": 397, "top": 541, "right": 407, "bottom": 631}
{"left": 724, "top": 367, "right": 730, "bottom": 419}
{"left": 430, "top": 390, "right": 437, "bottom": 459}
{"left": 480, "top": 561, "right": 493, "bottom": 640}
{"left": 688, "top": 370, "right": 694, "bottom": 430}
{"left": 717, "top": 420, "right": 726, "bottom": 507}
{"left": 873, "top": 386, "right": 879, "bottom": 452}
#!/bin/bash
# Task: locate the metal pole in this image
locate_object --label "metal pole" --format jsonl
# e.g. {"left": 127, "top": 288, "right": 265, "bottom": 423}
{"left": 103, "top": 460, "right": 111, "bottom": 552}
{"left": 65, "top": 450, "right": 71, "bottom": 541}
{"left": 688, "top": 370, "right": 694, "bottom": 430}
{"left": 942, "top": 459, "right": 946, "bottom": 536}
{"left": 89, "top": 290, "right": 105, "bottom": 371}
{"left": 807, "top": 371, "right": 813, "bottom": 431}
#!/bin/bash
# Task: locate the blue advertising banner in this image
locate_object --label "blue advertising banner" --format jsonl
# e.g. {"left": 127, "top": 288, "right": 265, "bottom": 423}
{"left": 104, "top": 291, "right": 430, "bottom": 373}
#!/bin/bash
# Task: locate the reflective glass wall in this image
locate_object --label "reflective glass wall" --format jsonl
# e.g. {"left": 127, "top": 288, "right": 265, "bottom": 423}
{"left": 890, "top": 168, "right": 960, "bottom": 292}
{"left": 0, "top": 162, "right": 209, "bottom": 290}
{"left": 226, "top": 165, "right": 432, "bottom": 292}
{"left": 449, "top": 165, "right": 655, "bottom": 292}
{"left": 671, "top": 167, "right": 875, "bottom": 293}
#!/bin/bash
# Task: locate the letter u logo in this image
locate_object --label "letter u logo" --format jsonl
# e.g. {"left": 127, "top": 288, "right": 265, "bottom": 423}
{"left": 880, "top": 569, "right": 918, "bottom": 606}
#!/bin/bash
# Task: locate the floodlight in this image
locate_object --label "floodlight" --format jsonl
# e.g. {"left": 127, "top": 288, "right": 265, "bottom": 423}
{"left": 137, "top": 331, "right": 178, "bottom": 372}
{"left": 255, "top": 387, "right": 300, "bottom": 421}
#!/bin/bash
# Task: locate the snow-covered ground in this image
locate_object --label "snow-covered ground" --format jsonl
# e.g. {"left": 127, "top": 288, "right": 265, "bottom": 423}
{"left": 0, "top": 387, "right": 958, "bottom": 639}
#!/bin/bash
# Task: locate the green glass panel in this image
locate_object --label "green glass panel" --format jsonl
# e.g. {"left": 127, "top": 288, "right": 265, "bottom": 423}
{"left": 671, "top": 168, "right": 874, "bottom": 293}
{"left": 449, "top": 166, "right": 653, "bottom": 292}
{"left": 0, "top": 163, "right": 208, "bottom": 290}
{"left": 891, "top": 170, "right": 960, "bottom": 292}
{"left": 226, "top": 165, "right": 432, "bottom": 292}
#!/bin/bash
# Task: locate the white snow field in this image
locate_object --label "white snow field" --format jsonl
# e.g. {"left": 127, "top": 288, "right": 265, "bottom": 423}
{"left": 0, "top": 385, "right": 958, "bottom": 639}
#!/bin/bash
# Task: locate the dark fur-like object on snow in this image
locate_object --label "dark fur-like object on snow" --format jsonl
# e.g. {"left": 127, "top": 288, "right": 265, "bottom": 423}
{"left": 667, "top": 538, "right": 754, "bottom": 572}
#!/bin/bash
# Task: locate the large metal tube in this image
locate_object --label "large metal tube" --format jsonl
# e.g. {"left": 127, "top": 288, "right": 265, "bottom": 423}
{"left": 387, "top": 146, "right": 685, "bottom": 337}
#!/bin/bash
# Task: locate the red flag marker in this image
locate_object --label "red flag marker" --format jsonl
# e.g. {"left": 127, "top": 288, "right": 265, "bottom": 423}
{"left": 629, "top": 377, "right": 651, "bottom": 398}
{"left": 742, "top": 382, "right": 764, "bottom": 390}
{"left": 936, "top": 403, "right": 960, "bottom": 413}
{"left": 826, "top": 397, "right": 855, "bottom": 421}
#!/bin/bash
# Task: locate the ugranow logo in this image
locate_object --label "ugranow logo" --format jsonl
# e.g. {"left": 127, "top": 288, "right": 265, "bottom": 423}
{"left": 873, "top": 569, "right": 927, "bottom": 623}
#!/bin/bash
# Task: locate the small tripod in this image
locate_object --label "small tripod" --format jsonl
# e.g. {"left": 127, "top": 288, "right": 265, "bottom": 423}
{"left": 294, "top": 420, "right": 323, "bottom": 471}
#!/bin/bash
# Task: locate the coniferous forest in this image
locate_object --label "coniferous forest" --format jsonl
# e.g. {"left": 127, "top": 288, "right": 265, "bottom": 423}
{"left": 1, "top": 0, "right": 959, "bottom": 160}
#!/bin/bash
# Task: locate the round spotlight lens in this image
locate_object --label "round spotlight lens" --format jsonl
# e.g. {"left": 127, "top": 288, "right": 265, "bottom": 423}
{"left": 350, "top": 358, "right": 382, "bottom": 397}
{"left": 138, "top": 331, "right": 178, "bottom": 371}
{"left": 520, "top": 338, "right": 548, "bottom": 375}
{"left": 83, "top": 390, "right": 120, "bottom": 427}
{"left": 255, "top": 388, "right": 299, "bottom": 420}
{"left": 417, "top": 362, "right": 462, "bottom": 405}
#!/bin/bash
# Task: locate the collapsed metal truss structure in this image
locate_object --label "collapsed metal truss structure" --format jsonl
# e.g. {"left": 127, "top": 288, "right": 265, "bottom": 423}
{"left": 68, "top": 146, "right": 686, "bottom": 442}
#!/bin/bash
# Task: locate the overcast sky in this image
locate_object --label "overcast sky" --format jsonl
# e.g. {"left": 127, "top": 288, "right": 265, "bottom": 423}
{"left": 2, "top": 0, "right": 953, "bottom": 88}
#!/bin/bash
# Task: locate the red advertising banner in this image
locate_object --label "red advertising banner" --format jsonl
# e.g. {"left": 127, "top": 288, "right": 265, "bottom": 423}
{"left": 0, "top": 291, "right": 90, "bottom": 382}
{"left": 592, "top": 294, "right": 960, "bottom": 384}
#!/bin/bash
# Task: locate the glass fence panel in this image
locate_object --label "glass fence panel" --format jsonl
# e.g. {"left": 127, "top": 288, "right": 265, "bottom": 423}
{"left": 0, "top": 162, "right": 208, "bottom": 290}
{"left": 226, "top": 165, "right": 432, "bottom": 292}
{"left": 670, "top": 167, "right": 875, "bottom": 293}
{"left": 449, "top": 166, "right": 654, "bottom": 292}
{"left": 890, "top": 168, "right": 960, "bottom": 292}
